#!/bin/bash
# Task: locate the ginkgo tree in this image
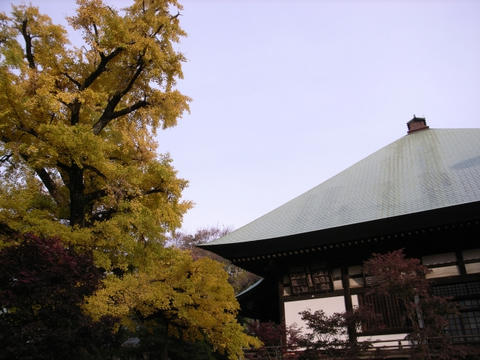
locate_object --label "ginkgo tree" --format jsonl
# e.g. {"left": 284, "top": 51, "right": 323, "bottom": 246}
{"left": 0, "top": 0, "right": 190, "bottom": 270}
{"left": 86, "top": 247, "right": 261, "bottom": 360}
{"left": 0, "top": 1, "right": 259, "bottom": 358}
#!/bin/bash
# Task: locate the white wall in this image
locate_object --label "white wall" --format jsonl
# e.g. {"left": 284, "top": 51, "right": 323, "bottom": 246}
{"left": 284, "top": 295, "right": 408, "bottom": 347}
{"left": 284, "top": 295, "right": 359, "bottom": 330}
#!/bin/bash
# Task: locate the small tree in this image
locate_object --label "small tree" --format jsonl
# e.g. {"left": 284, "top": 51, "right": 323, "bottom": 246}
{"left": 290, "top": 309, "right": 372, "bottom": 360}
{"left": 245, "top": 321, "right": 288, "bottom": 359}
{"left": 246, "top": 310, "right": 372, "bottom": 360}
{"left": 0, "top": 233, "right": 121, "bottom": 360}
{"left": 363, "top": 249, "right": 463, "bottom": 359}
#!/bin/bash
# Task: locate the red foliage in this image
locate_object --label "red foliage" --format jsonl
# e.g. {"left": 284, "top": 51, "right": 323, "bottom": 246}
{"left": 364, "top": 249, "right": 476, "bottom": 360}
{"left": 0, "top": 233, "right": 120, "bottom": 359}
{"left": 246, "top": 309, "right": 372, "bottom": 360}
{"left": 247, "top": 321, "right": 285, "bottom": 347}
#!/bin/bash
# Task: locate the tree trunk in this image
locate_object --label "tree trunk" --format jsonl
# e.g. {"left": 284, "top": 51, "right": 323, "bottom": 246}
{"left": 159, "top": 325, "right": 169, "bottom": 360}
{"left": 69, "top": 164, "right": 86, "bottom": 227}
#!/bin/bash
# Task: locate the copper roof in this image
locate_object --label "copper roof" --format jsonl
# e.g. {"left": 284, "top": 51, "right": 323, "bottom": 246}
{"left": 207, "top": 128, "right": 480, "bottom": 246}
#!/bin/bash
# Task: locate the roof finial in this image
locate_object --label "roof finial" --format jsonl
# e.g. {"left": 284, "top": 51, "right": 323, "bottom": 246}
{"left": 407, "top": 116, "right": 428, "bottom": 134}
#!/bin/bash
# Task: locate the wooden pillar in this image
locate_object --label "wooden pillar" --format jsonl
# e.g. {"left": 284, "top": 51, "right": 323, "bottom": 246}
{"left": 341, "top": 266, "right": 357, "bottom": 343}
{"left": 277, "top": 274, "right": 287, "bottom": 347}
{"left": 456, "top": 249, "right": 467, "bottom": 275}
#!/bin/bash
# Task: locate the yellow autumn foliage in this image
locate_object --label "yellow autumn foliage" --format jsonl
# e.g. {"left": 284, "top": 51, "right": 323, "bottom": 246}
{"left": 0, "top": 0, "right": 191, "bottom": 269}
{"left": 0, "top": 2, "right": 260, "bottom": 357}
{"left": 86, "top": 247, "right": 261, "bottom": 359}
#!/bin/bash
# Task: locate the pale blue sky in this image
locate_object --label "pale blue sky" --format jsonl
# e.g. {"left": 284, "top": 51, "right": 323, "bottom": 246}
{"left": 2, "top": 0, "right": 479, "bottom": 233}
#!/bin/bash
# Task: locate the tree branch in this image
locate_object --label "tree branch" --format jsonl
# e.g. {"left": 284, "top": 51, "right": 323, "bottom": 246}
{"left": 152, "top": 24, "right": 164, "bottom": 37}
{"left": 92, "top": 60, "right": 145, "bottom": 134}
{"left": 0, "top": 152, "right": 13, "bottom": 163}
{"left": 35, "top": 167, "right": 63, "bottom": 206}
{"left": 8, "top": 145, "right": 63, "bottom": 206}
{"left": 62, "top": 72, "right": 81, "bottom": 89}
{"left": 0, "top": 221, "right": 17, "bottom": 237}
{"left": 151, "top": 13, "right": 179, "bottom": 38}
{"left": 21, "top": 19, "right": 35, "bottom": 69}
{"left": 91, "top": 208, "right": 116, "bottom": 222}
{"left": 70, "top": 100, "right": 81, "bottom": 125}
{"left": 92, "top": 22, "right": 100, "bottom": 46}
{"left": 81, "top": 47, "right": 124, "bottom": 91}
{"left": 56, "top": 161, "right": 70, "bottom": 172}
{"left": 111, "top": 100, "right": 149, "bottom": 119}
{"left": 119, "top": 59, "right": 145, "bottom": 98}
{"left": 86, "top": 184, "right": 166, "bottom": 205}
{"left": 85, "top": 189, "right": 108, "bottom": 203}
{"left": 83, "top": 164, "right": 107, "bottom": 180}
{"left": 143, "top": 188, "right": 166, "bottom": 196}
{"left": 86, "top": 184, "right": 167, "bottom": 223}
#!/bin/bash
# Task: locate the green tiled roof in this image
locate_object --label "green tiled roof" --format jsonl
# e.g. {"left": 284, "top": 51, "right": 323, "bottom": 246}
{"left": 208, "top": 128, "right": 480, "bottom": 246}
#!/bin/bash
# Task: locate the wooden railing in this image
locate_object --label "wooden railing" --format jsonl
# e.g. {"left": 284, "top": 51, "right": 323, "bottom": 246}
{"left": 244, "top": 335, "right": 480, "bottom": 360}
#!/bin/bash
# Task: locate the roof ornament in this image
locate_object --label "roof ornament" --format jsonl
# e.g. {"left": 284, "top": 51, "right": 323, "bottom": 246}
{"left": 407, "top": 115, "right": 429, "bottom": 134}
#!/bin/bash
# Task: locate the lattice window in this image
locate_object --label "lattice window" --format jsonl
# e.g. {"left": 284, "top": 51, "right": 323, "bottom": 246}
{"left": 458, "top": 299, "right": 480, "bottom": 309}
{"left": 462, "top": 311, "right": 480, "bottom": 339}
{"left": 447, "top": 311, "right": 480, "bottom": 343}
{"left": 310, "top": 267, "right": 331, "bottom": 293}
{"left": 288, "top": 265, "right": 332, "bottom": 295}
{"left": 290, "top": 272, "right": 309, "bottom": 295}
{"left": 433, "top": 281, "right": 480, "bottom": 343}
{"left": 359, "top": 293, "right": 408, "bottom": 332}
{"left": 432, "top": 282, "right": 480, "bottom": 298}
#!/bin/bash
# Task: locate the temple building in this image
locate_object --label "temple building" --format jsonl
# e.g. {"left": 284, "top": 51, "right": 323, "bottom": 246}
{"left": 201, "top": 118, "right": 480, "bottom": 349}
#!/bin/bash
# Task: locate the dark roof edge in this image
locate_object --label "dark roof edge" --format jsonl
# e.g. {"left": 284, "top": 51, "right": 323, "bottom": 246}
{"left": 200, "top": 201, "right": 480, "bottom": 260}
{"left": 235, "top": 278, "right": 264, "bottom": 298}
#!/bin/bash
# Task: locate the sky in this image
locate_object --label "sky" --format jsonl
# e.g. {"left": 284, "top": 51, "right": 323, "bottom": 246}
{"left": 1, "top": 0, "right": 479, "bottom": 234}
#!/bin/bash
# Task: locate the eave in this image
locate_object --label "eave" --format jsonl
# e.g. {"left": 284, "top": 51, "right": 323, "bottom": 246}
{"left": 200, "top": 201, "right": 480, "bottom": 271}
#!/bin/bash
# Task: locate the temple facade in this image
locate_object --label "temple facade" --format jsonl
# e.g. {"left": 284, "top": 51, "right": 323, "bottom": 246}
{"left": 201, "top": 118, "right": 480, "bottom": 353}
